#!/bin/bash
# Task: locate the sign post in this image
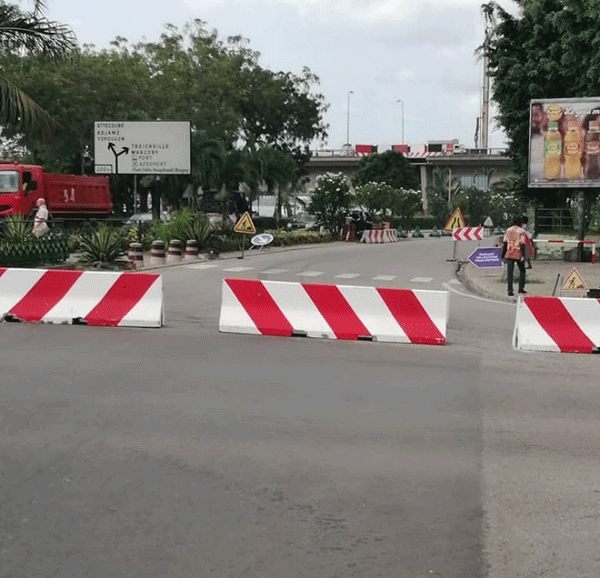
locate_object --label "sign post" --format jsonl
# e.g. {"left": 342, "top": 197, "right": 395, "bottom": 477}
{"left": 443, "top": 207, "right": 466, "bottom": 261}
{"left": 233, "top": 212, "right": 257, "bottom": 259}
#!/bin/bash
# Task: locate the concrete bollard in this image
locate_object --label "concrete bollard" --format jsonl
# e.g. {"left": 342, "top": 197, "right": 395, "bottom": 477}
{"left": 167, "top": 239, "right": 182, "bottom": 263}
{"left": 150, "top": 240, "right": 166, "bottom": 266}
{"left": 184, "top": 239, "right": 199, "bottom": 260}
{"left": 128, "top": 242, "right": 144, "bottom": 268}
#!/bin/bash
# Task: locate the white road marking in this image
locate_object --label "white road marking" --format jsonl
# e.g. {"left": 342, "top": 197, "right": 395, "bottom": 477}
{"left": 335, "top": 273, "right": 362, "bottom": 279}
{"left": 410, "top": 277, "right": 433, "bottom": 283}
{"left": 297, "top": 271, "right": 325, "bottom": 278}
{"left": 260, "top": 269, "right": 289, "bottom": 275}
{"left": 185, "top": 264, "right": 219, "bottom": 270}
{"left": 448, "top": 279, "right": 461, "bottom": 285}
{"left": 373, "top": 275, "right": 397, "bottom": 281}
{"left": 442, "top": 281, "right": 514, "bottom": 306}
{"left": 222, "top": 266, "right": 255, "bottom": 272}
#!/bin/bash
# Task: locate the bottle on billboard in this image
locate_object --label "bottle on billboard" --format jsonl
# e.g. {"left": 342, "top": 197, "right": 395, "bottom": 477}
{"left": 543, "top": 120, "right": 562, "bottom": 180}
{"left": 563, "top": 116, "right": 583, "bottom": 180}
{"left": 584, "top": 119, "right": 600, "bottom": 180}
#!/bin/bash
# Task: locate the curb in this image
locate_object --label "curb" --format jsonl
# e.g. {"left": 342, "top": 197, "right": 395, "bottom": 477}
{"left": 458, "top": 263, "right": 517, "bottom": 304}
{"left": 137, "top": 241, "right": 345, "bottom": 272}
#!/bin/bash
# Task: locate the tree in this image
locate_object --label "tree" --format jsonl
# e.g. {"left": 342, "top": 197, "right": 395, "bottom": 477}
{"left": 353, "top": 150, "right": 420, "bottom": 191}
{"left": 426, "top": 167, "right": 462, "bottom": 227}
{"left": 0, "top": 1, "right": 76, "bottom": 136}
{"left": 452, "top": 187, "right": 491, "bottom": 227}
{"left": 308, "top": 172, "right": 353, "bottom": 235}
{"left": 355, "top": 182, "right": 395, "bottom": 221}
{"left": 390, "top": 188, "right": 422, "bottom": 232}
{"left": 482, "top": 0, "right": 600, "bottom": 205}
{"left": 0, "top": 19, "right": 327, "bottom": 211}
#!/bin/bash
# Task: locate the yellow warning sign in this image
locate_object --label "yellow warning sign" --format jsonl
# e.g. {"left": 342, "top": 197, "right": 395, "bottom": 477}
{"left": 443, "top": 207, "right": 466, "bottom": 231}
{"left": 561, "top": 267, "right": 588, "bottom": 291}
{"left": 233, "top": 211, "right": 256, "bottom": 235}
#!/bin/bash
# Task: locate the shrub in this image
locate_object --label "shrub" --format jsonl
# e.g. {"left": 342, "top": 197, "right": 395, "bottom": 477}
{"left": 78, "top": 225, "right": 126, "bottom": 264}
{"left": 0, "top": 215, "right": 30, "bottom": 243}
{"left": 0, "top": 233, "right": 69, "bottom": 267}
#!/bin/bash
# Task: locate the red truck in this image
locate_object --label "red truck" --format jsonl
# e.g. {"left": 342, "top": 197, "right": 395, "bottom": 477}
{"left": 0, "top": 162, "right": 113, "bottom": 219}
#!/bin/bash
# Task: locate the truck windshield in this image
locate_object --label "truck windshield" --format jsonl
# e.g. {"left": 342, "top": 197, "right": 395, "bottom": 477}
{"left": 0, "top": 171, "right": 19, "bottom": 193}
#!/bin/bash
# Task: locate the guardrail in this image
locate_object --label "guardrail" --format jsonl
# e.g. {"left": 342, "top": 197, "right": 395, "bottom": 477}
{"left": 309, "top": 148, "right": 509, "bottom": 158}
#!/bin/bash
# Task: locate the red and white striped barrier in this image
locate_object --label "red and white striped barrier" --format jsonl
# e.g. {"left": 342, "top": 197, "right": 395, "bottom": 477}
{"left": 513, "top": 296, "right": 600, "bottom": 353}
{"left": 360, "top": 229, "right": 398, "bottom": 244}
{"left": 452, "top": 226, "right": 484, "bottom": 241}
{"left": 534, "top": 239, "right": 597, "bottom": 264}
{"left": 0, "top": 268, "right": 163, "bottom": 327}
{"left": 219, "top": 278, "right": 449, "bottom": 345}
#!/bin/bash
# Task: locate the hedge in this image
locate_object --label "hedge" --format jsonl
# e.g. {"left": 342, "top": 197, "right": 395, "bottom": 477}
{"left": 0, "top": 235, "right": 70, "bottom": 267}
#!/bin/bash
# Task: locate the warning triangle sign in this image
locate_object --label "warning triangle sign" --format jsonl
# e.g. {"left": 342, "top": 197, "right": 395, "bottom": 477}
{"left": 443, "top": 207, "right": 466, "bottom": 231}
{"left": 561, "top": 267, "right": 588, "bottom": 291}
{"left": 233, "top": 211, "right": 256, "bottom": 235}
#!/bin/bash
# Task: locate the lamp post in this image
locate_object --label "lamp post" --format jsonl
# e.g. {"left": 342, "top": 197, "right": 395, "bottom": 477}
{"left": 396, "top": 99, "right": 405, "bottom": 144}
{"left": 346, "top": 90, "right": 353, "bottom": 152}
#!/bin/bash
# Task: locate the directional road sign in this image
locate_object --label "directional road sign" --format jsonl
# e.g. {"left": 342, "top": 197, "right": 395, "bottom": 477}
{"left": 468, "top": 247, "right": 503, "bottom": 268}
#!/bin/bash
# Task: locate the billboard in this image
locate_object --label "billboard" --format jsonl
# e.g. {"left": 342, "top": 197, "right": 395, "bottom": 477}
{"left": 94, "top": 121, "right": 191, "bottom": 175}
{"left": 529, "top": 98, "right": 600, "bottom": 187}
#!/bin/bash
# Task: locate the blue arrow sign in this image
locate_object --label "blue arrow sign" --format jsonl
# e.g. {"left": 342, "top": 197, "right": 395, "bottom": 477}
{"left": 468, "top": 247, "right": 503, "bottom": 268}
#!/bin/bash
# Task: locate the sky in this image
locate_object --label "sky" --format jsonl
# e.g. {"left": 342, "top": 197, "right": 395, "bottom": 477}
{"left": 46, "top": 0, "right": 516, "bottom": 152}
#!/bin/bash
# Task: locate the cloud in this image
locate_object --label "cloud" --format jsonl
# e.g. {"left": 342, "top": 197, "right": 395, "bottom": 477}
{"left": 184, "top": 0, "right": 479, "bottom": 25}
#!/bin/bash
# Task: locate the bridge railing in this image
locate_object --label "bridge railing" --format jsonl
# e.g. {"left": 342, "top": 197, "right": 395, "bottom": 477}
{"left": 309, "top": 147, "right": 509, "bottom": 158}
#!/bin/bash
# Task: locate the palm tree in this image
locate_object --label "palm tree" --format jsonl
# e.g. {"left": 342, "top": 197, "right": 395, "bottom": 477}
{"left": 0, "top": 1, "right": 76, "bottom": 136}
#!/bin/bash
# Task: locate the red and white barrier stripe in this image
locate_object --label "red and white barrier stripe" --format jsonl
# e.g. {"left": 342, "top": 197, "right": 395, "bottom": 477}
{"left": 452, "top": 226, "right": 484, "bottom": 241}
{"left": 219, "top": 278, "right": 449, "bottom": 345}
{"left": 534, "top": 239, "right": 597, "bottom": 264}
{"left": 361, "top": 229, "right": 398, "bottom": 244}
{"left": 0, "top": 268, "right": 163, "bottom": 327}
{"left": 513, "top": 296, "right": 600, "bottom": 353}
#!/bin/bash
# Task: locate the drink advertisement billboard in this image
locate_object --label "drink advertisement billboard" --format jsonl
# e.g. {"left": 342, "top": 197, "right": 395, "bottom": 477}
{"left": 528, "top": 98, "right": 600, "bottom": 188}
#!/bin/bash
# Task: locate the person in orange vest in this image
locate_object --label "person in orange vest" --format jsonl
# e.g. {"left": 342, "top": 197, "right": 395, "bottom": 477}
{"left": 502, "top": 216, "right": 527, "bottom": 297}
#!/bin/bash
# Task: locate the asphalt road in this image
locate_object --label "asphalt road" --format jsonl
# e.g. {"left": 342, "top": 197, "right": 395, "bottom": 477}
{"left": 1, "top": 238, "right": 599, "bottom": 578}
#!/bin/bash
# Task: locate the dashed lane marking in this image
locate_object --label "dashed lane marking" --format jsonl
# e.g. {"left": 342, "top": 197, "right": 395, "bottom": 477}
{"left": 372, "top": 275, "right": 397, "bottom": 281}
{"left": 410, "top": 277, "right": 434, "bottom": 283}
{"left": 185, "top": 264, "right": 220, "bottom": 270}
{"left": 222, "top": 266, "right": 255, "bottom": 272}
{"left": 260, "top": 269, "right": 290, "bottom": 275}
{"left": 297, "top": 271, "right": 325, "bottom": 277}
{"left": 335, "top": 273, "right": 362, "bottom": 279}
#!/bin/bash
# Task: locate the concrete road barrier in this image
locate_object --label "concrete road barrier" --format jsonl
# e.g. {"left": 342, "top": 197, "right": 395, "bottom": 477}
{"left": 361, "top": 229, "right": 398, "bottom": 243}
{"left": 219, "top": 278, "right": 449, "bottom": 345}
{"left": 0, "top": 267, "right": 163, "bottom": 327}
{"left": 513, "top": 295, "right": 600, "bottom": 353}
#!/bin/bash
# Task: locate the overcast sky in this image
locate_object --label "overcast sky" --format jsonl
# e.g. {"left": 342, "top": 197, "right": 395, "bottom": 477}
{"left": 48, "top": 0, "right": 515, "bottom": 151}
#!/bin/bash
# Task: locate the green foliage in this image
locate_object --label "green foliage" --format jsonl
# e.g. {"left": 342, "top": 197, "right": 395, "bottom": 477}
{"left": 353, "top": 150, "right": 420, "bottom": 191}
{"left": 0, "top": 214, "right": 30, "bottom": 242}
{"left": 148, "top": 209, "right": 215, "bottom": 251}
{"left": 270, "top": 230, "right": 333, "bottom": 246}
{"left": 307, "top": 172, "right": 353, "bottom": 235}
{"left": 390, "top": 188, "right": 423, "bottom": 232}
{"left": 354, "top": 182, "right": 396, "bottom": 220}
{"left": 1, "top": 21, "right": 328, "bottom": 209}
{"left": 0, "top": 2, "right": 76, "bottom": 136}
{"left": 0, "top": 233, "right": 69, "bottom": 267}
{"left": 78, "top": 225, "right": 126, "bottom": 264}
{"left": 482, "top": 0, "right": 600, "bottom": 204}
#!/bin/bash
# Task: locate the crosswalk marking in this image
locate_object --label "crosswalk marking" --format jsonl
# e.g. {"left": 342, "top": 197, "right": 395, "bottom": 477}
{"left": 335, "top": 273, "right": 361, "bottom": 279}
{"left": 260, "top": 269, "right": 290, "bottom": 275}
{"left": 373, "top": 275, "right": 397, "bottom": 281}
{"left": 297, "top": 271, "right": 325, "bottom": 277}
{"left": 186, "top": 263, "right": 219, "bottom": 270}
{"left": 410, "top": 277, "right": 433, "bottom": 283}
{"left": 223, "top": 266, "right": 255, "bottom": 272}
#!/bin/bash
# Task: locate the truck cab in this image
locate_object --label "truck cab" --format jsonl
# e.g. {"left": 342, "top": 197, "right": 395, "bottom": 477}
{"left": 0, "top": 163, "right": 44, "bottom": 217}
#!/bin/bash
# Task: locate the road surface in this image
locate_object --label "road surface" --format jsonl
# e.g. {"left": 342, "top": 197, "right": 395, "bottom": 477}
{"left": 1, "top": 238, "right": 599, "bottom": 578}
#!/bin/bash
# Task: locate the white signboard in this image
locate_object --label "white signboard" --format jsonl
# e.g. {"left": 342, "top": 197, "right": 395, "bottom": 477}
{"left": 94, "top": 121, "right": 191, "bottom": 175}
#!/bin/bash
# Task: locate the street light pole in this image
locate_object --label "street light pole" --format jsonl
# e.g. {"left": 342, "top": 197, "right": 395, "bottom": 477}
{"left": 346, "top": 90, "right": 353, "bottom": 151}
{"left": 396, "top": 99, "right": 405, "bottom": 144}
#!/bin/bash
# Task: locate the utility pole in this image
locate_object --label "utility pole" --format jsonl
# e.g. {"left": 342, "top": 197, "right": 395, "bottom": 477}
{"left": 481, "top": 5, "right": 496, "bottom": 150}
{"left": 346, "top": 90, "right": 353, "bottom": 152}
{"left": 396, "top": 99, "right": 405, "bottom": 144}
